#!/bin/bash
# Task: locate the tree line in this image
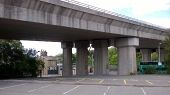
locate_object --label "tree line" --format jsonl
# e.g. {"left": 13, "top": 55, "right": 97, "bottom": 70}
{"left": 164, "top": 34, "right": 170, "bottom": 73}
{"left": 0, "top": 40, "right": 44, "bottom": 79}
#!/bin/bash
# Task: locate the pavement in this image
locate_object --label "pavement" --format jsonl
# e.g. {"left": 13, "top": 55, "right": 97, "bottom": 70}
{"left": 0, "top": 75, "right": 170, "bottom": 95}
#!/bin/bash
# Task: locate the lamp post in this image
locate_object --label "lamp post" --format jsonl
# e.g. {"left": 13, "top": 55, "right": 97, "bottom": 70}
{"left": 158, "top": 43, "right": 162, "bottom": 65}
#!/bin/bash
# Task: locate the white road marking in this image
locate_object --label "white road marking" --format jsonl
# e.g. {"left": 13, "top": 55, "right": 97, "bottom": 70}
{"left": 63, "top": 85, "right": 80, "bottom": 95}
{"left": 76, "top": 78, "right": 85, "bottom": 82}
{"left": 0, "top": 83, "right": 26, "bottom": 90}
{"left": 124, "top": 80, "right": 127, "bottom": 85}
{"left": 112, "top": 79, "right": 117, "bottom": 80}
{"left": 91, "top": 78, "right": 101, "bottom": 80}
{"left": 145, "top": 80, "right": 153, "bottom": 85}
{"left": 141, "top": 88, "right": 147, "bottom": 95}
{"left": 28, "top": 84, "right": 53, "bottom": 93}
{"left": 130, "top": 79, "right": 138, "bottom": 81}
{"left": 99, "top": 79, "right": 104, "bottom": 84}
{"left": 103, "top": 86, "right": 110, "bottom": 95}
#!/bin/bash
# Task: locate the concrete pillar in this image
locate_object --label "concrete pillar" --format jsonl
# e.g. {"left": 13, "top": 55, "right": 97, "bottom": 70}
{"left": 61, "top": 42, "right": 73, "bottom": 77}
{"left": 75, "top": 41, "right": 89, "bottom": 76}
{"left": 92, "top": 40, "right": 109, "bottom": 75}
{"left": 140, "top": 49, "right": 152, "bottom": 62}
{"left": 116, "top": 38, "right": 139, "bottom": 75}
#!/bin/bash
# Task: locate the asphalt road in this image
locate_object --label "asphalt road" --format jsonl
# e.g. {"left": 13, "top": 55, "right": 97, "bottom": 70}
{"left": 0, "top": 75, "right": 170, "bottom": 95}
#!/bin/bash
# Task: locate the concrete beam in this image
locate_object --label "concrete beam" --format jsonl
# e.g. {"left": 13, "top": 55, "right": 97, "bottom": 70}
{"left": 116, "top": 38, "right": 139, "bottom": 75}
{"left": 75, "top": 41, "right": 89, "bottom": 76}
{"left": 92, "top": 40, "right": 109, "bottom": 75}
{"left": 116, "top": 37, "right": 139, "bottom": 47}
{"left": 0, "top": 0, "right": 166, "bottom": 42}
{"left": 61, "top": 41, "right": 73, "bottom": 77}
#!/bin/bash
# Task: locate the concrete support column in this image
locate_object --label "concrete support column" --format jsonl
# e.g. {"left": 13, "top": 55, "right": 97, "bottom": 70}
{"left": 92, "top": 40, "right": 109, "bottom": 75}
{"left": 75, "top": 41, "right": 89, "bottom": 76}
{"left": 61, "top": 42, "right": 73, "bottom": 77}
{"left": 116, "top": 38, "right": 139, "bottom": 75}
{"left": 140, "top": 49, "right": 152, "bottom": 62}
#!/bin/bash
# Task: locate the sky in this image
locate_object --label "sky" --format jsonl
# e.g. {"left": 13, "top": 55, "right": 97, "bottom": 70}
{"left": 21, "top": 0, "right": 170, "bottom": 56}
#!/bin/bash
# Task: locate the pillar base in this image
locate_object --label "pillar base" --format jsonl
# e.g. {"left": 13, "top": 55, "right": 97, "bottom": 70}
{"left": 116, "top": 38, "right": 139, "bottom": 75}
{"left": 118, "top": 47, "right": 137, "bottom": 75}
{"left": 92, "top": 40, "right": 108, "bottom": 75}
{"left": 61, "top": 42, "right": 73, "bottom": 77}
{"left": 75, "top": 41, "right": 89, "bottom": 76}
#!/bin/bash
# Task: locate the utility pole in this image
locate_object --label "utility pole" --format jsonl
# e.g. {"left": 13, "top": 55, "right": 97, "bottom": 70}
{"left": 158, "top": 43, "right": 162, "bottom": 65}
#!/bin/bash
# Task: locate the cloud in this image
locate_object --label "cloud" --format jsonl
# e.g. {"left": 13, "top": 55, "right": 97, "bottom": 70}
{"left": 21, "top": 41, "right": 77, "bottom": 56}
{"left": 76, "top": 0, "right": 134, "bottom": 11}
{"left": 76, "top": 0, "right": 170, "bottom": 28}
{"left": 144, "top": 18, "right": 170, "bottom": 28}
{"left": 76, "top": 0, "right": 170, "bottom": 16}
{"left": 131, "top": 0, "right": 170, "bottom": 16}
{"left": 21, "top": 40, "right": 62, "bottom": 56}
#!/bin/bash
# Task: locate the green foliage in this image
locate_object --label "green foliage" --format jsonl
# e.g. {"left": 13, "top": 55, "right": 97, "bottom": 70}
{"left": 0, "top": 40, "right": 24, "bottom": 78}
{"left": 136, "top": 52, "right": 142, "bottom": 64}
{"left": 23, "top": 49, "right": 44, "bottom": 77}
{"left": 0, "top": 40, "right": 44, "bottom": 78}
{"left": 151, "top": 52, "right": 158, "bottom": 61}
{"left": 72, "top": 53, "right": 76, "bottom": 65}
{"left": 88, "top": 50, "right": 94, "bottom": 65}
{"left": 108, "top": 47, "right": 117, "bottom": 65}
{"left": 163, "top": 34, "right": 170, "bottom": 74}
{"left": 56, "top": 53, "right": 63, "bottom": 64}
{"left": 56, "top": 53, "right": 76, "bottom": 65}
{"left": 143, "top": 66, "right": 156, "bottom": 74}
{"left": 0, "top": 40, "right": 24, "bottom": 64}
{"left": 166, "top": 62, "right": 170, "bottom": 74}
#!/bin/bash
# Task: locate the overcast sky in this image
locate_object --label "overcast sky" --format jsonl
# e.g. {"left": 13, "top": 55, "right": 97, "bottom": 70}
{"left": 21, "top": 0, "right": 170, "bottom": 56}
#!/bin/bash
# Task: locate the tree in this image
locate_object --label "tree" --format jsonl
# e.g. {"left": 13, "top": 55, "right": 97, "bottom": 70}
{"left": 23, "top": 49, "right": 44, "bottom": 77}
{"left": 88, "top": 50, "right": 93, "bottom": 65}
{"left": 72, "top": 53, "right": 77, "bottom": 65}
{"left": 0, "top": 40, "right": 44, "bottom": 78}
{"left": 56, "top": 53, "right": 63, "bottom": 64}
{"left": 56, "top": 53, "right": 77, "bottom": 65}
{"left": 136, "top": 52, "right": 142, "bottom": 64}
{"left": 0, "top": 40, "right": 24, "bottom": 78}
{"left": 151, "top": 52, "right": 158, "bottom": 61}
{"left": 108, "top": 47, "right": 117, "bottom": 65}
{"left": 163, "top": 34, "right": 170, "bottom": 73}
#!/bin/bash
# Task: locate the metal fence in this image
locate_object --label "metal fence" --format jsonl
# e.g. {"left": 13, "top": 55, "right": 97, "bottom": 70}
{"left": 60, "top": 0, "right": 165, "bottom": 29}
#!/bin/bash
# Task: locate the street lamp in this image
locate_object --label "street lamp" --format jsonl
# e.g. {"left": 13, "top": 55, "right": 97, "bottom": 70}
{"left": 158, "top": 43, "right": 162, "bottom": 65}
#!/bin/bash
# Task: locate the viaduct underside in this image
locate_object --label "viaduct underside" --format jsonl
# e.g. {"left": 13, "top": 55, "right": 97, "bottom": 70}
{"left": 0, "top": 0, "right": 168, "bottom": 76}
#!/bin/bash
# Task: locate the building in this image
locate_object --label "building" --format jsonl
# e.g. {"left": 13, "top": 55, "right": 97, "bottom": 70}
{"left": 41, "top": 56, "right": 58, "bottom": 75}
{"left": 39, "top": 50, "right": 58, "bottom": 75}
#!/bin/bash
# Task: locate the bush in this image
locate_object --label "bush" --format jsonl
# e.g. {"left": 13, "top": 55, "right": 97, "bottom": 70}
{"left": 143, "top": 66, "right": 156, "bottom": 74}
{"left": 163, "top": 34, "right": 170, "bottom": 74}
{"left": 163, "top": 52, "right": 170, "bottom": 74}
{"left": 0, "top": 40, "right": 44, "bottom": 79}
{"left": 166, "top": 65, "right": 170, "bottom": 74}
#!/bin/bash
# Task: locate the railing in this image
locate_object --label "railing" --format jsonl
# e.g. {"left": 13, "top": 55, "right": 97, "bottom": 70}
{"left": 60, "top": 0, "right": 165, "bottom": 29}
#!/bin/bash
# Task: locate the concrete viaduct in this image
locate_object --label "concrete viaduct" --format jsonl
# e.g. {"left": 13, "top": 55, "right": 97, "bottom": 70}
{"left": 0, "top": 0, "right": 169, "bottom": 76}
